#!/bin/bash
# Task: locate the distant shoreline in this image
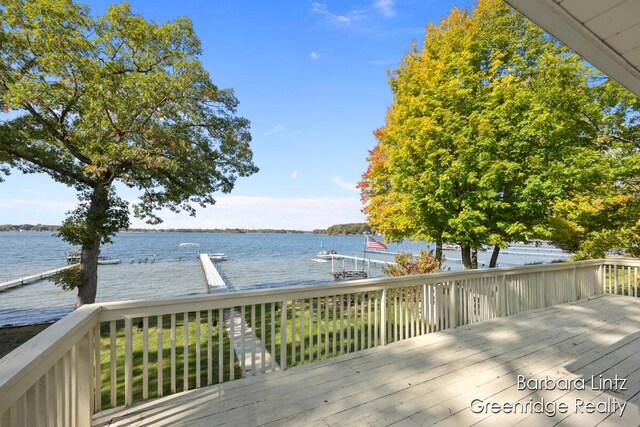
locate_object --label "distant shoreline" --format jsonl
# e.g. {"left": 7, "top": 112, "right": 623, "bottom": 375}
{"left": 0, "top": 225, "right": 308, "bottom": 234}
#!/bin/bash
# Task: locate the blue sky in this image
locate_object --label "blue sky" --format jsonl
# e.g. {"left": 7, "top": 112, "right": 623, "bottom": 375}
{"left": 0, "top": 0, "right": 468, "bottom": 230}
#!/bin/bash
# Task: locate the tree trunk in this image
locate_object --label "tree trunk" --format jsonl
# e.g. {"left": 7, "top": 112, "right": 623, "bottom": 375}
{"left": 489, "top": 245, "right": 500, "bottom": 268}
{"left": 76, "top": 186, "right": 109, "bottom": 308}
{"left": 460, "top": 246, "right": 472, "bottom": 269}
{"left": 471, "top": 249, "right": 478, "bottom": 269}
{"left": 435, "top": 241, "right": 443, "bottom": 264}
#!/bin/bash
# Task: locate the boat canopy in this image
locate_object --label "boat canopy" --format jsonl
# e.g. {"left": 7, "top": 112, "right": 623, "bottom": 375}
{"left": 178, "top": 243, "right": 200, "bottom": 248}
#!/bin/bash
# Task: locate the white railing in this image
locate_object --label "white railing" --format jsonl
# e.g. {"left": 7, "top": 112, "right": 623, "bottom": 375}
{"left": 0, "top": 258, "right": 637, "bottom": 426}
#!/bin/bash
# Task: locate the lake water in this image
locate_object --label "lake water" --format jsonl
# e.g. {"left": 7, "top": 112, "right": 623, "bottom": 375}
{"left": 0, "top": 231, "right": 569, "bottom": 327}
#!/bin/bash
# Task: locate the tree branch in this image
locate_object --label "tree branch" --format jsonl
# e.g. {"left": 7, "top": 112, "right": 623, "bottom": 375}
{"left": 23, "top": 102, "right": 92, "bottom": 165}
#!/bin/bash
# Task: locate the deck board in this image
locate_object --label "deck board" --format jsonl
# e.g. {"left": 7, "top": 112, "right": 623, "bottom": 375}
{"left": 93, "top": 295, "right": 640, "bottom": 427}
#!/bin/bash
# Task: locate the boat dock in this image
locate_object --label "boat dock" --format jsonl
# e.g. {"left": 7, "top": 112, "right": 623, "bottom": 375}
{"left": 199, "top": 254, "right": 228, "bottom": 293}
{"left": 0, "top": 265, "right": 74, "bottom": 292}
{"left": 330, "top": 254, "right": 396, "bottom": 267}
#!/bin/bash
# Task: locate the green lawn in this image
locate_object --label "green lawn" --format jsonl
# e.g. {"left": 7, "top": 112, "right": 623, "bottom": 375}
{"left": 99, "top": 311, "right": 241, "bottom": 409}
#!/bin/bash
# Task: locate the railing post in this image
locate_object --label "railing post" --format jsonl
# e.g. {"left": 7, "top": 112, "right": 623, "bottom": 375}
{"left": 124, "top": 317, "right": 132, "bottom": 406}
{"left": 599, "top": 263, "right": 604, "bottom": 294}
{"left": 539, "top": 271, "right": 546, "bottom": 308}
{"left": 280, "top": 299, "right": 287, "bottom": 369}
{"left": 380, "top": 288, "right": 386, "bottom": 345}
{"left": 498, "top": 275, "right": 506, "bottom": 317}
{"left": 571, "top": 266, "right": 578, "bottom": 301}
{"left": 76, "top": 332, "right": 92, "bottom": 427}
{"left": 449, "top": 281, "right": 457, "bottom": 329}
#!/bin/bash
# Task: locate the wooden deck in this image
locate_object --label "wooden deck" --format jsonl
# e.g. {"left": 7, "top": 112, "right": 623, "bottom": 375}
{"left": 93, "top": 295, "right": 640, "bottom": 427}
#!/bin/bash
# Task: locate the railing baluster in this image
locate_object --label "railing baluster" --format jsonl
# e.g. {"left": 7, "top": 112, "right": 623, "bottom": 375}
{"left": 280, "top": 300, "right": 287, "bottom": 370}
{"left": 158, "top": 315, "right": 163, "bottom": 396}
{"left": 400, "top": 288, "right": 405, "bottom": 340}
{"left": 250, "top": 305, "right": 256, "bottom": 376}
{"left": 195, "top": 311, "right": 201, "bottom": 388}
{"left": 171, "top": 313, "right": 176, "bottom": 393}
{"left": 229, "top": 307, "right": 235, "bottom": 380}
{"left": 392, "top": 289, "right": 397, "bottom": 342}
{"left": 260, "top": 303, "right": 266, "bottom": 374}
{"left": 300, "top": 299, "right": 305, "bottom": 364}
{"left": 109, "top": 320, "right": 117, "bottom": 407}
{"left": 183, "top": 312, "right": 189, "bottom": 391}
{"left": 143, "top": 316, "right": 149, "bottom": 400}
{"left": 218, "top": 308, "right": 224, "bottom": 383}
{"left": 309, "top": 297, "right": 314, "bottom": 363}
{"left": 71, "top": 343, "right": 77, "bottom": 426}
{"left": 291, "top": 300, "right": 296, "bottom": 365}
{"left": 240, "top": 306, "right": 246, "bottom": 373}
{"left": 324, "top": 297, "right": 329, "bottom": 358}
{"left": 331, "top": 296, "right": 336, "bottom": 356}
{"left": 346, "top": 293, "right": 352, "bottom": 353}
{"left": 367, "top": 293, "right": 372, "bottom": 348}
{"left": 360, "top": 293, "right": 365, "bottom": 349}
{"left": 271, "top": 302, "right": 276, "bottom": 372}
{"left": 94, "top": 323, "right": 101, "bottom": 412}
{"left": 124, "top": 317, "right": 132, "bottom": 406}
{"left": 353, "top": 293, "right": 358, "bottom": 352}
{"left": 57, "top": 357, "right": 64, "bottom": 425}
{"left": 207, "top": 310, "right": 212, "bottom": 385}
{"left": 339, "top": 295, "right": 344, "bottom": 354}
{"left": 317, "top": 297, "right": 322, "bottom": 360}
{"left": 374, "top": 291, "right": 379, "bottom": 346}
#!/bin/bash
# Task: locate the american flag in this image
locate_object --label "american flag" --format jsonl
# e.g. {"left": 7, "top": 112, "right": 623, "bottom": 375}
{"left": 366, "top": 235, "right": 387, "bottom": 250}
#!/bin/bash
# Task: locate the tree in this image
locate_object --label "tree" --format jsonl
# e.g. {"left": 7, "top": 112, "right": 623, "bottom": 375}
{"left": 0, "top": 0, "right": 258, "bottom": 306}
{"left": 547, "top": 80, "right": 640, "bottom": 258}
{"left": 359, "top": 0, "right": 603, "bottom": 269}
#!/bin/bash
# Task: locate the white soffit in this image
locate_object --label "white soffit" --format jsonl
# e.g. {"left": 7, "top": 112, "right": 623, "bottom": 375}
{"left": 503, "top": 0, "right": 640, "bottom": 97}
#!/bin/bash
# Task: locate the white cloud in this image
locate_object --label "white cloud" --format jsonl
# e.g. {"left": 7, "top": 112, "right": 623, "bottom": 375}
{"left": 0, "top": 195, "right": 365, "bottom": 230}
{"left": 264, "top": 124, "right": 285, "bottom": 136}
{"left": 0, "top": 198, "right": 77, "bottom": 223}
{"left": 330, "top": 175, "right": 358, "bottom": 192}
{"left": 310, "top": 51, "right": 321, "bottom": 60}
{"left": 311, "top": 2, "right": 367, "bottom": 26}
{"left": 291, "top": 171, "right": 299, "bottom": 180}
{"left": 129, "top": 196, "right": 365, "bottom": 231}
{"left": 373, "top": 0, "right": 395, "bottom": 17}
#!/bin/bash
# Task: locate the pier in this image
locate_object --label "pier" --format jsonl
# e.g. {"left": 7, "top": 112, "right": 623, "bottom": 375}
{"left": 199, "top": 254, "right": 228, "bottom": 293}
{"left": 0, "top": 265, "right": 74, "bottom": 292}
{"left": 329, "top": 254, "right": 396, "bottom": 280}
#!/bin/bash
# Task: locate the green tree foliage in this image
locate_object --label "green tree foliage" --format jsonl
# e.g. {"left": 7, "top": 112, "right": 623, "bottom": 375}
{"left": 547, "top": 81, "right": 640, "bottom": 258}
{"left": 359, "top": 0, "right": 610, "bottom": 269}
{"left": 382, "top": 249, "right": 440, "bottom": 277}
{"left": 316, "top": 223, "right": 372, "bottom": 235}
{"left": 0, "top": 0, "right": 257, "bottom": 305}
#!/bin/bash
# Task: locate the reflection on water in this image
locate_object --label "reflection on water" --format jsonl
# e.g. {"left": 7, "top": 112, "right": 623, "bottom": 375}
{"left": 0, "top": 232, "right": 568, "bottom": 326}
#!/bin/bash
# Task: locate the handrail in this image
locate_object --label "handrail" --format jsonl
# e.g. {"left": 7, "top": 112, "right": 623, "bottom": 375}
{"left": 0, "top": 304, "right": 101, "bottom": 424}
{"left": 98, "top": 259, "right": 605, "bottom": 316}
{"left": 0, "top": 257, "right": 638, "bottom": 427}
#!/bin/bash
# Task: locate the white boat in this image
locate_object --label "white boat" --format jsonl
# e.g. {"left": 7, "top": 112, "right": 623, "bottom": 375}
{"left": 98, "top": 258, "right": 122, "bottom": 265}
{"left": 208, "top": 253, "right": 228, "bottom": 262}
{"left": 316, "top": 249, "right": 338, "bottom": 260}
{"left": 67, "top": 251, "right": 121, "bottom": 265}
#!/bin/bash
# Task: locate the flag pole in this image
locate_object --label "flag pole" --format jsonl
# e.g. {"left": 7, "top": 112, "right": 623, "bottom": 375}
{"left": 363, "top": 234, "right": 367, "bottom": 272}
